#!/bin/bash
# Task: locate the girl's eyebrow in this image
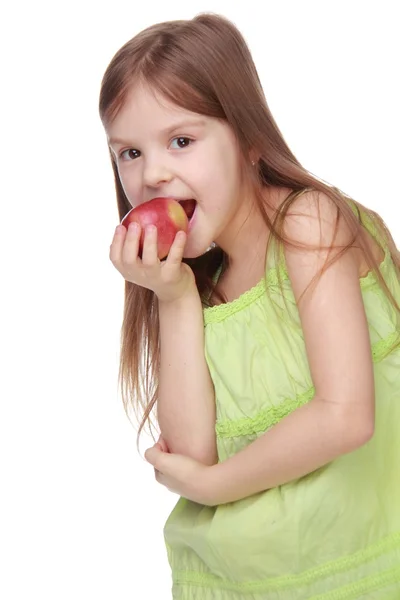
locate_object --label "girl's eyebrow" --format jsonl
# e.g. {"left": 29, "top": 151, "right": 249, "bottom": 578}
{"left": 108, "top": 118, "right": 207, "bottom": 147}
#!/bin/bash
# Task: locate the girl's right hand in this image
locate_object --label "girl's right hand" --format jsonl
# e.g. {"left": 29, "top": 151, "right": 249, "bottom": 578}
{"left": 109, "top": 222, "right": 197, "bottom": 303}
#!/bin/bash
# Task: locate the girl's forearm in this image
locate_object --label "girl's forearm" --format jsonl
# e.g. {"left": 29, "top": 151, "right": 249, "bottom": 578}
{"left": 207, "top": 397, "right": 374, "bottom": 505}
{"left": 157, "top": 289, "right": 218, "bottom": 466}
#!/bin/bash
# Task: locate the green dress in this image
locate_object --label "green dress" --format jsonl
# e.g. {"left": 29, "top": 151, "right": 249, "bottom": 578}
{"left": 163, "top": 196, "right": 400, "bottom": 599}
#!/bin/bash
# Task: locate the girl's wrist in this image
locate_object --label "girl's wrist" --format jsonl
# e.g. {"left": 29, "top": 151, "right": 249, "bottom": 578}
{"left": 156, "top": 268, "right": 200, "bottom": 306}
{"left": 157, "top": 284, "right": 201, "bottom": 308}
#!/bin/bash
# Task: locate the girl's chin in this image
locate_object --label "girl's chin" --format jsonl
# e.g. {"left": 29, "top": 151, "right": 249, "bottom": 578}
{"left": 183, "top": 249, "right": 206, "bottom": 260}
{"left": 182, "top": 219, "right": 215, "bottom": 259}
{"left": 183, "top": 241, "right": 214, "bottom": 260}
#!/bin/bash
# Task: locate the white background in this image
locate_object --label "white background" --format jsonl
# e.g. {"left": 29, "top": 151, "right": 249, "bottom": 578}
{"left": 1, "top": 1, "right": 399, "bottom": 598}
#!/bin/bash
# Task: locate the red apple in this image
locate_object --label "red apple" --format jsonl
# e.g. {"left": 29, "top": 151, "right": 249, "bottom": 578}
{"left": 120, "top": 197, "right": 192, "bottom": 259}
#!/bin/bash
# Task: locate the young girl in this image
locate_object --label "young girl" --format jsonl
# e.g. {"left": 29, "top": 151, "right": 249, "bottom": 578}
{"left": 100, "top": 13, "right": 400, "bottom": 599}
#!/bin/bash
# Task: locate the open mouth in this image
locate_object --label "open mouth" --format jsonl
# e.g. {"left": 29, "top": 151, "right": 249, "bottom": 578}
{"left": 178, "top": 199, "right": 197, "bottom": 221}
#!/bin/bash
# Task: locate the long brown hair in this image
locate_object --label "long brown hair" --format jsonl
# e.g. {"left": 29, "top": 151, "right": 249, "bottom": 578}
{"left": 98, "top": 13, "right": 400, "bottom": 452}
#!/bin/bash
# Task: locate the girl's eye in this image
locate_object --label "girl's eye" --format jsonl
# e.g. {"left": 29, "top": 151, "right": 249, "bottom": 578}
{"left": 170, "top": 137, "right": 193, "bottom": 149}
{"left": 119, "top": 149, "right": 140, "bottom": 161}
{"left": 118, "top": 137, "right": 192, "bottom": 161}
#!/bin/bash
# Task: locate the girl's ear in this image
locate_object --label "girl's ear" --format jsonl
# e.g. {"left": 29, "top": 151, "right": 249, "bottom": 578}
{"left": 249, "top": 150, "right": 259, "bottom": 167}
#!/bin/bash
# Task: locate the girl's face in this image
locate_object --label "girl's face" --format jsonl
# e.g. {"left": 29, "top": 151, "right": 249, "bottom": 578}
{"left": 107, "top": 84, "right": 257, "bottom": 259}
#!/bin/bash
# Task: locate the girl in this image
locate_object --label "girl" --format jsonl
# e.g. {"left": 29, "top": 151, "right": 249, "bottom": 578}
{"left": 100, "top": 13, "right": 400, "bottom": 600}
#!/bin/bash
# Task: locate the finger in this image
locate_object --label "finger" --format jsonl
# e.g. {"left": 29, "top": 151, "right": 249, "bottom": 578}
{"left": 109, "top": 225, "right": 126, "bottom": 265}
{"left": 145, "top": 446, "right": 158, "bottom": 465}
{"left": 121, "top": 222, "right": 141, "bottom": 265}
{"left": 146, "top": 446, "right": 167, "bottom": 471}
{"left": 165, "top": 230, "right": 187, "bottom": 267}
{"left": 141, "top": 225, "right": 160, "bottom": 267}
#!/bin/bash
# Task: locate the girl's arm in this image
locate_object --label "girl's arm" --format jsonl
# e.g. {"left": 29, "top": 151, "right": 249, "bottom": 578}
{"left": 157, "top": 288, "right": 218, "bottom": 466}
{"left": 206, "top": 191, "right": 375, "bottom": 504}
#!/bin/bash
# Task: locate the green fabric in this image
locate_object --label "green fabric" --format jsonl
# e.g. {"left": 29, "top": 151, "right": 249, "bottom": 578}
{"left": 163, "top": 199, "right": 400, "bottom": 598}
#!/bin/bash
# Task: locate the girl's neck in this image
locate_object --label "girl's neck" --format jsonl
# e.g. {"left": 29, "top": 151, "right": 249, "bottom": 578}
{"left": 219, "top": 186, "right": 291, "bottom": 273}
{"left": 214, "top": 241, "right": 268, "bottom": 305}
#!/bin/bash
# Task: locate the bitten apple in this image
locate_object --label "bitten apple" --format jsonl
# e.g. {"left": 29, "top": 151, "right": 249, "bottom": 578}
{"left": 121, "top": 197, "right": 189, "bottom": 259}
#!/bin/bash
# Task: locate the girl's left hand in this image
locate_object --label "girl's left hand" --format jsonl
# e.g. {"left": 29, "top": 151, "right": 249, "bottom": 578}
{"left": 144, "top": 443, "right": 215, "bottom": 507}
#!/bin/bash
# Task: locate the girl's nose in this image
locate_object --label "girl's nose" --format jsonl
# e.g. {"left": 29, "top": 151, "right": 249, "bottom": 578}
{"left": 142, "top": 157, "right": 172, "bottom": 187}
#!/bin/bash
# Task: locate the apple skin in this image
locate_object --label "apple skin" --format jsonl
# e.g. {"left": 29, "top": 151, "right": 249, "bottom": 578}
{"left": 120, "top": 197, "right": 189, "bottom": 259}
